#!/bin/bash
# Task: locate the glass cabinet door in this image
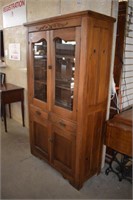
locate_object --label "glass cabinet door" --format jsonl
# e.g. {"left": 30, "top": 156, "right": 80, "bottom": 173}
{"left": 33, "top": 39, "right": 47, "bottom": 102}
{"left": 52, "top": 27, "right": 80, "bottom": 115}
{"left": 55, "top": 39, "right": 76, "bottom": 111}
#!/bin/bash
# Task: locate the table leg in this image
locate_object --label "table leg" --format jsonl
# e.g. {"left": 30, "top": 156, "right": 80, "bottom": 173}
{"left": 3, "top": 104, "right": 7, "bottom": 132}
{"left": 21, "top": 100, "right": 25, "bottom": 127}
{"left": 9, "top": 104, "right": 12, "bottom": 118}
{"left": 105, "top": 151, "right": 132, "bottom": 183}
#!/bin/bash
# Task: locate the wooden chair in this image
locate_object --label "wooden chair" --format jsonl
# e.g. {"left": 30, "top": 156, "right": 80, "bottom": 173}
{"left": 0, "top": 72, "right": 12, "bottom": 118}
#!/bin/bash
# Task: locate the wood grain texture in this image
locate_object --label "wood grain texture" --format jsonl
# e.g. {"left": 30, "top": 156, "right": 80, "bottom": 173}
{"left": 25, "top": 10, "right": 115, "bottom": 189}
{"left": 105, "top": 109, "right": 132, "bottom": 157}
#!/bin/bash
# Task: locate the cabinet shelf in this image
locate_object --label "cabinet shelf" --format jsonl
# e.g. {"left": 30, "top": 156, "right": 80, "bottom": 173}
{"left": 56, "top": 55, "right": 75, "bottom": 60}
{"left": 55, "top": 100, "right": 72, "bottom": 110}
{"left": 35, "top": 80, "right": 47, "bottom": 85}
{"left": 34, "top": 55, "right": 47, "bottom": 59}
{"left": 34, "top": 66, "right": 47, "bottom": 70}
{"left": 55, "top": 78, "right": 72, "bottom": 82}
{"left": 55, "top": 85, "right": 74, "bottom": 91}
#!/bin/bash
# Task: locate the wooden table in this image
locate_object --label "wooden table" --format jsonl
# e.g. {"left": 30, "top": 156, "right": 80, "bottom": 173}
{"left": 0, "top": 83, "right": 25, "bottom": 132}
{"left": 105, "top": 109, "right": 132, "bottom": 182}
{"left": 105, "top": 109, "right": 132, "bottom": 157}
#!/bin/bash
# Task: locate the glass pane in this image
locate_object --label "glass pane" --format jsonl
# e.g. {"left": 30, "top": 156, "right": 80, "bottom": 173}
{"left": 33, "top": 40, "right": 47, "bottom": 102}
{"left": 55, "top": 38, "right": 76, "bottom": 110}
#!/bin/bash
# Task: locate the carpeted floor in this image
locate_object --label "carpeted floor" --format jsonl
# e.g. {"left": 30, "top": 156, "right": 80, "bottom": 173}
{"left": 1, "top": 118, "right": 132, "bottom": 199}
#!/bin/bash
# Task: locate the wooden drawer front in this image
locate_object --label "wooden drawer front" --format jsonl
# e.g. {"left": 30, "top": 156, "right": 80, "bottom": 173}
{"left": 49, "top": 113, "right": 77, "bottom": 133}
{"left": 105, "top": 122, "right": 132, "bottom": 157}
{"left": 2, "top": 89, "right": 24, "bottom": 103}
{"left": 30, "top": 105, "right": 48, "bottom": 122}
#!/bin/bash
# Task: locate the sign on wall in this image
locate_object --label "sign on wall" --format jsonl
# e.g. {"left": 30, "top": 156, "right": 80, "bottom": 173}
{"left": 2, "top": 0, "right": 26, "bottom": 28}
{"left": 9, "top": 43, "right": 20, "bottom": 60}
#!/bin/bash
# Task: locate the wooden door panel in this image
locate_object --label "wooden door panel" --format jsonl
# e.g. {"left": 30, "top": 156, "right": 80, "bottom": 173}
{"left": 50, "top": 27, "right": 81, "bottom": 121}
{"left": 30, "top": 110, "right": 50, "bottom": 162}
{"left": 28, "top": 31, "right": 49, "bottom": 110}
{"left": 54, "top": 134, "right": 72, "bottom": 168}
{"left": 34, "top": 122, "right": 49, "bottom": 155}
{"left": 51, "top": 125, "right": 76, "bottom": 177}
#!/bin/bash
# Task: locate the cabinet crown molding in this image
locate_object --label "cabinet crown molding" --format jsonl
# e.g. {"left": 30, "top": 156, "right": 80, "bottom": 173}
{"left": 36, "top": 22, "right": 68, "bottom": 31}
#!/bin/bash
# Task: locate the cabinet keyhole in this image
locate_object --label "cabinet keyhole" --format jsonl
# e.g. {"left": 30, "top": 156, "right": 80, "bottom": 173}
{"left": 48, "top": 65, "right": 52, "bottom": 69}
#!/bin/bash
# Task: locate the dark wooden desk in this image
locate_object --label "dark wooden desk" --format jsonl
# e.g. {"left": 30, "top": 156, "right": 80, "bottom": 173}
{"left": 0, "top": 83, "right": 25, "bottom": 132}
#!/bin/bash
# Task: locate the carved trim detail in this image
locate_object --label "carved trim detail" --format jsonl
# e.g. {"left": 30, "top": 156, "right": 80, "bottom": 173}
{"left": 36, "top": 22, "right": 68, "bottom": 31}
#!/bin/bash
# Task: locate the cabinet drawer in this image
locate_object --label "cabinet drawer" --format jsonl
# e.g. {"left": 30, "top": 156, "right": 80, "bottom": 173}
{"left": 30, "top": 105, "right": 48, "bottom": 121}
{"left": 49, "top": 113, "right": 77, "bottom": 133}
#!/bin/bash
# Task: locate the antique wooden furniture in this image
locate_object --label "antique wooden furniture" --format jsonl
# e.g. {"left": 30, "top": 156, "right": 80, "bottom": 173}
{"left": 24, "top": 10, "right": 115, "bottom": 189}
{"left": 105, "top": 109, "right": 132, "bottom": 182}
{"left": 0, "top": 83, "right": 25, "bottom": 132}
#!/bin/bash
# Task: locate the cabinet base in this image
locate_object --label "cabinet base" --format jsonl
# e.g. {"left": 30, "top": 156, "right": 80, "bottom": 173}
{"left": 69, "top": 180, "right": 83, "bottom": 190}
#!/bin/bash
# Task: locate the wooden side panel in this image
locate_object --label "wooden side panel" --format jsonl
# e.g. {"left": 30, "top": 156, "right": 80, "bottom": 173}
{"left": 97, "top": 28, "right": 111, "bottom": 103}
{"left": 84, "top": 111, "right": 105, "bottom": 177}
{"left": 86, "top": 23, "right": 112, "bottom": 106}
{"left": 82, "top": 17, "right": 114, "bottom": 180}
{"left": 86, "top": 26, "right": 101, "bottom": 105}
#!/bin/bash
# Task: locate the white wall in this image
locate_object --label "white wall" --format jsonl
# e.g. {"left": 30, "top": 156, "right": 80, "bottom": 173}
{"left": 61, "top": 0, "right": 112, "bottom": 15}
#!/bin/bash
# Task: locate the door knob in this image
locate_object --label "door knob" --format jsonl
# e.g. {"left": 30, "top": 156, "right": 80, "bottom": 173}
{"left": 59, "top": 120, "right": 66, "bottom": 127}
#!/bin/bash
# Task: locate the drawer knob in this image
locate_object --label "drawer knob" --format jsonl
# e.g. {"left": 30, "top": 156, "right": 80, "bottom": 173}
{"left": 59, "top": 120, "right": 66, "bottom": 127}
{"left": 36, "top": 110, "right": 41, "bottom": 115}
{"left": 48, "top": 65, "right": 52, "bottom": 69}
{"left": 48, "top": 138, "right": 54, "bottom": 143}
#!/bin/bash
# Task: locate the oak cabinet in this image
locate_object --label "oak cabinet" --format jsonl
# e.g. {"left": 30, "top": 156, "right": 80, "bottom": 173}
{"left": 24, "top": 10, "right": 115, "bottom": 189}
